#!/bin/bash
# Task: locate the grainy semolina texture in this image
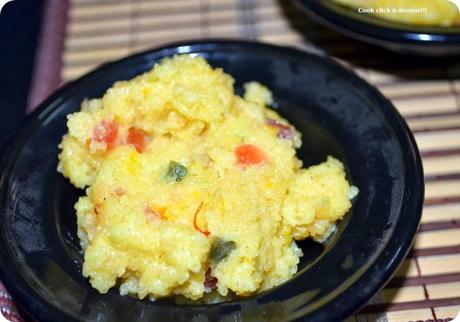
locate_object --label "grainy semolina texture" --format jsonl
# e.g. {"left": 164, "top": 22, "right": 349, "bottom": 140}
{"left": 58, "top": 55, "right": 354, "bottom": 301}
{"left": 332, "top": 0, "right": 460, "bottom": 26}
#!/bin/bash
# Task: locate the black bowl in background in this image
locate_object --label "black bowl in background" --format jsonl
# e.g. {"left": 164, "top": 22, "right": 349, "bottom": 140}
{"left": 0, "top": 40, "right": 424, "bottom": 322}
{"left": 293, "top": 0, "right": 460, "bottom": 56}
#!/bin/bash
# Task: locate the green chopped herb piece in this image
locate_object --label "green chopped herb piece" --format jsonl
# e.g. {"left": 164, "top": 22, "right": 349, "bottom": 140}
{"left": 210, "top": 237, "right": 236, "bottom": 264}
{"left": 167, "top": 161, "right": 188, "bottom": 182}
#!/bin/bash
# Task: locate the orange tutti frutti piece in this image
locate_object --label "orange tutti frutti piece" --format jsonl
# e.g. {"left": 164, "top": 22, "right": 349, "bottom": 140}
{"left": 234, "top": 144, "right": 267, "bottom": 166}
{"left": 144, "top": 206, "right": 165, "bottom": 222}
{"left": 92, "top": 120, "right": 119, "bottom": 150}
{"left": 127, "top": 127, "right": 146, "bottom": 153}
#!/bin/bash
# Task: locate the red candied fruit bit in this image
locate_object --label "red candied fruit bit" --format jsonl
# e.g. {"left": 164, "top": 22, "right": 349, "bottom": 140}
{"left": 144, "top": 206, "right": 165, "bottom": 222}
{"left": 267, "top": 118, "right": 294, "bottom": 140}
{"left": 113, "top": 188, "right": 126, "bottom": 196}
{"left": 92, "top": 120, "right": 119, "bottom": 150}
{"left": 127, "top": 127, "right": 146, "bottom": 153}
{"left": 204, "top": 266, "right": 218, "bottom": 291}
{"left": 235, "top": 144, "right": 266, "bottom": 166}
{"left": 94, "top": 203, "right": 102, "bottom": 216}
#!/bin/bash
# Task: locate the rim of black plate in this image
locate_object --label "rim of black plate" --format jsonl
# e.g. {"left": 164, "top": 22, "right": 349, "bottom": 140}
{"left": 0, "top": 39, "right": 424, "bottom": 322}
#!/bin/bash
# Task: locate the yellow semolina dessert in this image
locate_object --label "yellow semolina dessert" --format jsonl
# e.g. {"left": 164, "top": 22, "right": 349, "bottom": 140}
{"left": 331, "top": 0, "right": 460, "bottom": 26}
{"left": 57, "top": 55, "right": 356, "bottom": 301}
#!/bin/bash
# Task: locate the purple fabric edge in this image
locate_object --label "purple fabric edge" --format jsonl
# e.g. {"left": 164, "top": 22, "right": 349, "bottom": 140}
{"left": 2, "top": 1, "right": 69, "bottom": 321}
{"left": 26, "top": 0, "right": 69, "bottom": 113}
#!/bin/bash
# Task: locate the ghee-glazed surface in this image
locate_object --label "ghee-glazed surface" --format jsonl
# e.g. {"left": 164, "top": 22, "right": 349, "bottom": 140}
{"left": 58, "top": 55, "right": 353, "bottom": 300}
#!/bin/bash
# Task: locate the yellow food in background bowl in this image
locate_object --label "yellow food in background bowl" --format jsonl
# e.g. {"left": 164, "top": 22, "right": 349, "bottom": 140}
{"left": 331, "top": 0, "right": 460, "bottom": 26}
{"left": 58, "top": 55, "right": 356, "bottom": 301}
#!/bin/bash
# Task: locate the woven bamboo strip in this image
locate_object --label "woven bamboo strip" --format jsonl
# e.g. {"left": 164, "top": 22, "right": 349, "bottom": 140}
{"left": 66, "top": 31, "right": 132, "bottom": 45}
{"left": 407, "top": 114, "right": 460, "bottom": 132}
{"left": 63, "top": 47, "right": 129, "bottom": 66}
{"left": 138, "top": 0, "right": 201, "bottom": 11}
{"left": 389, "top": 272, "right": 460, "bottom": 288}
{"left": 259, "top": 23, "right": 303, "bottom": 38}
{"left": 454, "top": 80, "right": 460, "bottom": 93}
{"left": 132, "top": 40, "right": 201, "bottom": 53}
{"left": 381, "top": 286, "right": 426, "bottom": 303}
{"left": 414, "top": 130, "right": 460, "bottom": 152}
{"left": 136, "top": 1, "right": 233, "bottom": 17}
{"left": 67, "top": 17, "right": 131, "bottom": 35}
{"left": 423, "top": 155, "right": 460, "bottom": 176}
{"left": 254, "top": 19, "right": 299, "bottom": 33}
{"left": 131, "top": 43, "right": 161, "bottom": 53}
{"left": 427, "top": 281, "right": 460, "bottom": 300}
{"left": 210, "top": 0, "right": 242, "bottom": 4}
{"left": 378, "top": 81, "right": 453, "bottom": 99}
{"left": 254, "top": 6, "right": 302, "bottom": 24}
{"left": 421, "top": 203, "right": 460, "bottom": 223}
{"left": 207, "top": 24, "right": 241, "bottom": 36}
{"left": 386, "top": 308, "right": 433, "bottom": 322}
{"left": 208, "top": 1, "right": 238, "bottom": 10}
{"left": 425, "top": 180, "right": 460, "bottom": 200}
{"left": 392, "top": 95, "right": 458, "bottom": 117}
{"left": 419, "top": 254, "right": 460, "bottom": 276}
{"left": 255, "top": 0, "right": 278, "bottom": 5}
{"left": 66, "top": 33, "right": 130, "bottom": 50}
{"left": 413, "top": 229, "right": 460, "bottom": 250}
{"left": 394, "top": 259, "right": 419, "bottom": 277}
{"left": 71, "top": 0, "right": 116, "bottom": 3}
{"left": 137, "top": 8, "right": 201, "bottom": 20}
{"left": 259, "top": 30, "right": 339, "bottom": 43}
{"left": 207, "top": 10, "right": 239, "bottom": 22}
{"left": 71, "top": 0, "right": 130, "bottom": 6}
{"left": 71, "top": 0, "right": 129, "bottom": 5}
{"left": 434, "top": 305, "right": 460, "bottom": 319}
{"left": 62, "top": 65, "right": 97, "bottom": 81}
{"left": 368, "top": 68, "right": 448, "bottom": 85}
{"left": 64, "top": 40, "right": 131, "bottom": 52}
{"left": 70, "top": 2, "right": 133, "bottom": 18}
{"left": 137, "top": 13, "right": 202, "bottom": 29}
{"left": 259, "top": 33, "right": 306, "bottom": 46}
{"left": 254, "top": 3, "right": 286, "bottom": 16}
{"left": 135, "top": 27, "right": 202, "bottom": 43}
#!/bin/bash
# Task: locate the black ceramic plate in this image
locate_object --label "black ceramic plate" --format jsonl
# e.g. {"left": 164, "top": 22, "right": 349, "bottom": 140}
{"left": 293, "top": 0, "right": 460, "bottom": 56}
{"left": 0, "top": 40, "right": 424, "bottom": 322}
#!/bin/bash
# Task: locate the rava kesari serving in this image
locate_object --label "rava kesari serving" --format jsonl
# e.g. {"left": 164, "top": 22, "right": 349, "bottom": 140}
{"left": 58, "top": 55, "right": 356, "bottom": 301}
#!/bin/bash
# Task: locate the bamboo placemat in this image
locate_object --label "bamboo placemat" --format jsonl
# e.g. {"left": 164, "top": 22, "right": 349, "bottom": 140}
{"left": 22, "top": 0, "right": 460, "bottom": 321}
